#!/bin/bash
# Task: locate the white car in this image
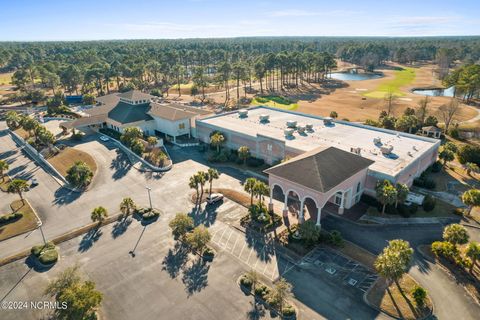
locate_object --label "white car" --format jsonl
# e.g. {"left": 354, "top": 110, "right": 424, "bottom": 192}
{"left": 206, "top": 193, "right": 223, "bottom": 204}
{"left": 99, "top": 135, "right": 110, "bottom": 142}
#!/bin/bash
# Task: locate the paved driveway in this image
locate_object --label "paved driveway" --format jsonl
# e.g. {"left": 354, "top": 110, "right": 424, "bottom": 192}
{"left": 0, "top": 127, "right": 245, "bottom": 260}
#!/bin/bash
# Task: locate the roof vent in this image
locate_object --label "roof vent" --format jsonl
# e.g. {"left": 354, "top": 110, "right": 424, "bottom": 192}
{"left": 305, "top": 123, "right": 314, "bottom": 131}
{"left": 286, "top": 120, "right": 297, "bottom": 128}
{"left": 413, "top": 146, "right": 418, "bottom": 151}
{"left": 297, "top": 125, "right": 306, "bottom": 133}
{"left": 238, "top": 110, "right": 248, "bottom": 118}
{"left": 259, "top": 114, "right": 269, "bottom": 122}
{"left": 380, "top": 145, "right": 394, "bottom": 155}
{"left": 284, "top": 128, "right": 294, "bottom": 137}
{"left": 374, "top": 137, "right": 382, "bottom": 145}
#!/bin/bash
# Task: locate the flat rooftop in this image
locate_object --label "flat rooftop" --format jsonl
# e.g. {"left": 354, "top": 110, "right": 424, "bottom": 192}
{"left": 199, "top": 106, "right": 439, "bottom": 177}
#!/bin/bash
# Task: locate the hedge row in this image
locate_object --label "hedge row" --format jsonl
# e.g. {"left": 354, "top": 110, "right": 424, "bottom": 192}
{"left": 0, "top": 212, "right": 23, "bottom": 225}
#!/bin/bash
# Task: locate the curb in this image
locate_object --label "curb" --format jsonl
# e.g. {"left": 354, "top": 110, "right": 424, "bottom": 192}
{"left": 0, "top": 211, "right": 135, "bottom": 268}
{"left": 416, "top": 245, "right": 480, "bottom": 306}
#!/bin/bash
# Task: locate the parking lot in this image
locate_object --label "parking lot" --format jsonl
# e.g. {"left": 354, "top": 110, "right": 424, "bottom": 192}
{"left": 299, "top": 247, "right": 378, "bottom": 294}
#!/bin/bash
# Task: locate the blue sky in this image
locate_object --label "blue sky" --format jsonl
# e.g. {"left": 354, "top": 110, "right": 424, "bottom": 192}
{"left": 1, "top": 0, "right": 479, "bottom": 41}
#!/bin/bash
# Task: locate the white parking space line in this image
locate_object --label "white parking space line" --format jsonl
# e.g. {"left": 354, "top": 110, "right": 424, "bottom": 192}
{"left": 224, "top": 229, "right": 234, "bottom": 249}
{"left": 230, "top": 235, "right": 239, "bottom": 254}
{"left": 217, "top": 227, "right": 229, "bottom": 244}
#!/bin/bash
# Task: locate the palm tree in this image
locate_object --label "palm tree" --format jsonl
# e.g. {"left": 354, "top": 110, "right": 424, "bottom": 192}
{"left": 206, "top": 168, "right": 219, "bottom": 196}
{"left": 91, "top": 206, "right": 108, "bottom": 225}
{"left": 210, "top": 132, "right": 225, "bottom": 153}
{"left": 465, "top": 162, "right": 479, "bottom": 176}
{"left": 374, "top": 239, "right": 413, "bottom": 286}
{"left": 395, "top": 183, "right": 409, "bottom": 208}
{"left": 7, "top": 179, "right": 30, "bottom": 203}
{"left": 244, "top": 269, "right": 259, "bottom": 292}
{"left": 238, "top": 146, "right": 250, "bottom": 165}
{"left": 244, "top": 178, "right": 257, "bottom": 206}
{"left": 443, "top": 224, "right": 469, "bottom": 246}
{"left": 197, "top": 171, "right": 207, "bottom": 201}
{"left": 254, "top": 180, "right": 269, "bottom": 207}
{"left": 376, "top": 180, "right": 398, "bottom": 214}
{"left": 120, "top": 197, "right": 136, "bottom": 218}
{"left": 462, "top": 189, "right": 480, "bottom": 216}
{"left": 0, "top": 160, "right": 9, "bottom": 181}
{"left": 147, "top": 136, "right": 158, "bottom": 155}
{"left": 189, "top": 174, "right": 200, "bottom": 204}
{"left": 466, "top": 241, "right": 480, "bottom": 273}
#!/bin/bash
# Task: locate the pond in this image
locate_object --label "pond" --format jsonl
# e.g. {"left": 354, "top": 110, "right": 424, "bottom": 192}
{"left": 412, "top": 86, "right": 455, "bottom": 97}
{"left": 329, "top": 71, "right": 383, "bottom": 81}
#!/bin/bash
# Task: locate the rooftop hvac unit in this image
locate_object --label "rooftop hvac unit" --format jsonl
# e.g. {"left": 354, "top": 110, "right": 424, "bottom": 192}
{"left": 323, "top": 117, "right": 333, "bottom": 125}
{"left": 305, "top": 123, "right": 314, "bottom": 131}
{"left": 297, "top": 125, "right": 306, "bottom": 133}
{"left": 286, "top": 120, "right": 297, "bottom": 128}
{"left": 259, "top": 114, "right": 269, "bottom": 122}
{"left": 408, "top": 151, "right": 413, "bottom": 157}
{"left": 284, "top": 128, "right": 294, "bottom": 137}
{"left": 238, "top": 110, "right": 248, "bottom": 118}
{"left": 380, "top": 145, "right": 394, "bottom": 154}
{"left": 373, "top": 137, "right": 382, "bottom": 145}
{"left": 350, "top": 147, "right": 361, "bottom": 155}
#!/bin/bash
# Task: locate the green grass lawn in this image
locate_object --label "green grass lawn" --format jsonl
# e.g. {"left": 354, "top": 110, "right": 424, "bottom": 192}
{"left": 366, "top": 199, "right": 457, "bottom": 218}
{"left": 363, "top": 67, "right": 416, "bottom": 98}
{"left": 251, "top": 95, "right": 298, "bottom": 110}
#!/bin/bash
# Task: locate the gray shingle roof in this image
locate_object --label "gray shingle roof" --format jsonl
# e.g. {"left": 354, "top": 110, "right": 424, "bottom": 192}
{"left": 264, "top": 147, "right": 374, "bottom": 193}
{"left": 107, "top": 101, "right": 154, "bottom": 124}
{"left": 117, "top": 90, "right": 153, "bottom": 101}
{"left": 148, "top": 102, "right": 211, "bottom": 121}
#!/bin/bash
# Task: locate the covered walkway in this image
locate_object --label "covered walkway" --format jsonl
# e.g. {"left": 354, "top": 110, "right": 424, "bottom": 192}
{"left": 264, "top": 146, "right": 374, "bottom": 227}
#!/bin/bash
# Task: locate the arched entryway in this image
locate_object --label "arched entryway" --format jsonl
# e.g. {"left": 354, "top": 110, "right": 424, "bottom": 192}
{"left": 286, "top": 190, "right": 301, "bottom": 219}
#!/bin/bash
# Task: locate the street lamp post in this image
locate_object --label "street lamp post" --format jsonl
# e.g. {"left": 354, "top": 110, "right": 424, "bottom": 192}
{"left": 37, "top": 222, "right": 47, "bottom": 245}
{"left": 146, "top": 186, "right": 152, "bottom": 209}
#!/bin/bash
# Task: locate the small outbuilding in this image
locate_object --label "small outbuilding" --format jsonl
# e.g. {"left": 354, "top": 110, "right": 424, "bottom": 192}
{"left": 421, "top": 126, "right": 442, "bottom": 139}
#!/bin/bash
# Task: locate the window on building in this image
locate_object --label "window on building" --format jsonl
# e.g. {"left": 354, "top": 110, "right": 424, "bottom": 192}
{"left": 356, "top": 182, "right": 361, "bottom": 193}
{"left": 179, "top": 123, "right": 185, "bottom": 129}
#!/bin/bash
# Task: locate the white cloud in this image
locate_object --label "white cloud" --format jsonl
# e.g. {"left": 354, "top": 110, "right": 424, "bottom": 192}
{"left": 269, "top": 9, "right": 361, "bottom": 18}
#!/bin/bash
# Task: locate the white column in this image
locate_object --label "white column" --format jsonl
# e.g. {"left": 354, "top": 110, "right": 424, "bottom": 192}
{"left": 299, "top": 199, "right": 305, "bottom": 223}
{"left": 282, "top": 193, "right": 288, "bottom": 217}
{"left": 339, "top": 192, "right": 345, "bottom": 215}
{"left": 268, "top": 187, "right": 274, "bottom": 212}
{"left": 316, "top": 207, "right": 322, "bottom": 227}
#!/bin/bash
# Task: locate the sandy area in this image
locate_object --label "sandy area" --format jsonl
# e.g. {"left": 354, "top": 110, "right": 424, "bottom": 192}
{"left": 296, "top": 64, "right": 477, "bottom": 122}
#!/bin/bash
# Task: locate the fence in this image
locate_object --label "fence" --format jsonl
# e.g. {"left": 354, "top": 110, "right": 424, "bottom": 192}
{"left": 9, "top": 130, "right": 68, "bottom": 185}
{"left": 109, "top": 136, "right": 173, "bottom": 172}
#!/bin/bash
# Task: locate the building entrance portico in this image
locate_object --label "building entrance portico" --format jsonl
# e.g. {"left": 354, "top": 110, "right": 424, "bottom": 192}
{"left": 264, "top": 146, "right": 375, "bottom": 228}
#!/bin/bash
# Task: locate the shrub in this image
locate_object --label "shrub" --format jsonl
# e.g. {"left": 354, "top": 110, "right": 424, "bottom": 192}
{"left": 282, "top": 305, "right": 296, "bottom": 317}
{"left": 457, "top": 145, "right": 480, "bottom": 166}
{"left": 71, "top": 132, "right": 84, "bottom": 141}
{"left": 0, "top": 212, "right": 23, "bottom": 225}
{"left": 329, "top": 230, "right": 344, "bottom": 247}
{"left": 246, "top": 157, "right": 265, "bottom": 167}
{"left": 39, "top": 249, "right": 59, "bottom": 265}
{"left": 99, "top": 128, "right": 121, "bottom": 140}
{"left": 408, "top": 204, "right": 419, "bottom": 215}
{"left": 422, "top": 195, "right": 436, "bottom": 212}
{"left": 31, "top": 242, "right": 58, "bottom": 265}
{"left": 130, "top": 139, "right": 145, "bottom": 155}
{"left": 240, "top": 276, "right": 253, "bottom": 288}
{"left": 361, "top": 194, "right": 379, "bottom": 207}
{"left": 431, "top": 161, "right": 442, "bottom": 173}
{"left": 411, "top": 286, "right": 427, "bottom": 307}
{"left": 254, "top": 284, "right": 270, "bottom": 298}
{"left": 136, "top": 207, "right": 160, "bottom": 220}
{"left": 431, "top": 241, "right": 460, "bottom": 262}
{"left": 203, "top": 247, "right": 215, "bottom": 260}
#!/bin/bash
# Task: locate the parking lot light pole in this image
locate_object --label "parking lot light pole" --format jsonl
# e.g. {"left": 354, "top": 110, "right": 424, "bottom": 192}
{"left": 146, "top": 186, "right": 152, "bottom": 209}
{"left": 37, "top": 222, "right": 47, "bottom": 245}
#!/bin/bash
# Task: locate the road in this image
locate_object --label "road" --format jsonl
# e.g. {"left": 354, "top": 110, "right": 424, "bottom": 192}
{"left": 323, "top": 214, "right": 480, "bottom": 320}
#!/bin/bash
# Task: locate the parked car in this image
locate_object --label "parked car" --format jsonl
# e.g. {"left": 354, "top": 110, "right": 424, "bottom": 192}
{"left": 99, "top": 135, "right": 110, "bottom": 142}
{"left": 206, "top": 193, "right": 223, "bottom": 204}
{"left": 30, "top": 178, "right": 39, "bottom": 187}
